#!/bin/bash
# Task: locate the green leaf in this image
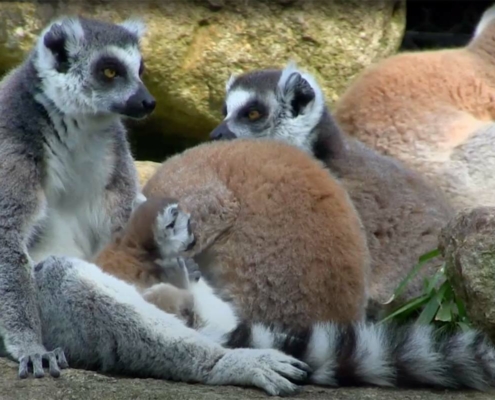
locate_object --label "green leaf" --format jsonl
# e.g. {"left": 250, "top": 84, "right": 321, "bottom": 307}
{"left": 379, "top": 294, "right": 430, "bottom": 324}
{"left": 435, "top": 300, "right": 453, "bottom": 322}
{"left": 383, "top": 248, "right": 441, "bottom": 305}
{"left": 424, "top": 264, "right": 446, "bottom": 295}
{"left": 457, "top": 322, "right": 472, "bottom": 332}
{"left": 417, "top": 281, "right": 449, "bottom": 325}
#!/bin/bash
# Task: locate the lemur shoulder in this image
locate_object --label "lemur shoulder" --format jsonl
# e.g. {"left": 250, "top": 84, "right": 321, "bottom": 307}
{"left": 333, "top": 4, "right": 495, "bottom": 211}
{"left": 209, "top": 62, "right": 455, "bottom": 318}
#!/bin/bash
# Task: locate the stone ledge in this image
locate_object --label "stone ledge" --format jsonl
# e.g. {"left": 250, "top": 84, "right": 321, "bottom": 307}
{"left": 1, "top": 358, "right": 494, "bottom": 400}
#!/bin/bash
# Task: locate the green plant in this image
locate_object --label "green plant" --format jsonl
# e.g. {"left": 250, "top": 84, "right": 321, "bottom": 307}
{"left": 379, "top": 249, "right": 471, "bottom": 333}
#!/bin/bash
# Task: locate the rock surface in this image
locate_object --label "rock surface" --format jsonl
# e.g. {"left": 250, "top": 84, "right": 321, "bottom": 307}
{"left": 135, "top": 160, "right": 161, "bottom": 188}
{"left": 2, "top": 358, "right": 495, "bottom": 400}
{"left": 438, "top": 207, "right": 495, "bottom": 341}
{"left": 0, "top": 0, "right": 405, "bottom": 145}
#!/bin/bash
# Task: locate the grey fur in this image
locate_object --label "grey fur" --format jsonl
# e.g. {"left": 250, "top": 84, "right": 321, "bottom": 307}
{"left": 33, "top": 255, "right": 495, "bottom": 393}
{"left": 212, "top": 63, "right": 455, "bottom": 318}
{"left": 34, "top": 256, "right": 309, "bottom": 396}
{"left": 0, "top": 15, "right": 154, "bottom": 378}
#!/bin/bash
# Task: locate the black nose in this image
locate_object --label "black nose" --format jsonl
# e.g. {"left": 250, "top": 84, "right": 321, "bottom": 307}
{"left": 34, "top": 262, "right": 43, "bottom": 272}
{"left": 209, "top": 121, "right": 237, "bottom": 141}
{"left": 142, "top": 98, "right": 156, "bottom": 112}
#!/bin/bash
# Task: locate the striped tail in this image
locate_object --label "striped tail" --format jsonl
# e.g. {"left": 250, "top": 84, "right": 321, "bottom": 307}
{"left": 220, "top": 321, "right": 495, "bottom": 391}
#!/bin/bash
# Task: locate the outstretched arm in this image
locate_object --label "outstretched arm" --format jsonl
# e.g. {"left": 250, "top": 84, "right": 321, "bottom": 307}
{"left": 0, "top": 151, "right": 67, "bottom": 378}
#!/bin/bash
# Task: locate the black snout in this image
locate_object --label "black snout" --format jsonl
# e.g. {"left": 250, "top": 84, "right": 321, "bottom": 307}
{"left": 34, "top": 262, "right": 44, "bottom": 272}
{"left": 209, "top": 121, "right": 237, "bottom": 141}
{"left": 116, "top": 83, "right": 156, "bottom": 119}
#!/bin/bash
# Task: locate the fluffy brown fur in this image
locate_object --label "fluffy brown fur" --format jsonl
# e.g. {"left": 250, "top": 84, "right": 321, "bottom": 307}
{"left": 333, "top": 4, "right": 495, "bottom": 211}
{"left": 142, "top": 138, "right": 370, "bottom": 329}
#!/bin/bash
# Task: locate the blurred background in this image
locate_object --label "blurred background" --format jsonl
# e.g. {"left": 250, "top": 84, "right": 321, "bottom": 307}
{"left": 0, "top": 0, "right": 489, "bottom": 162}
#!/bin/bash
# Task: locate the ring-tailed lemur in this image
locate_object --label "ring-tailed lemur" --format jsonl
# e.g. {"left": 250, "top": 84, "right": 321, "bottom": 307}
{"left": 142, "top": 138, "right": 372, "bottom": 330}
{"left": 0, "top": 15, "right": 154, "bottom": 378}
{"left": 210, "top": 62, "right": 454, "bottom": 319}
{"left": 95, "top": 196, "right": 202, "bottom": 326}
{"left": 333, "top": 3, "right": 495, "bottom": 212}
{"left": 33, "top": 255, "right": 495, "bottom": 393}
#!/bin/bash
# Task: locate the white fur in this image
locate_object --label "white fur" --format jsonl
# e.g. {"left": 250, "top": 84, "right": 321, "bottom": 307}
{"left": 119, "top": 18, "right": 147, "bottom": 39}
{"left": 274, "top": 62, "right": 326, "bottom": 152}
{"left": 193, "top": 279, "right": 239, "bottom": 343}
{"left": 225, "top": 88, "right": 253, "bottom": 119}
{"left": 303, "top": 323, "right": 338, "bottom": 385}
{"left": 354, "top": 323, "right": 395, "bottom": 386}
{"left": 29, "top": 96, "right": 119, "bottom": 263}
{"left": 475, "top": 3, "right": 495, "bottom": 37}
{"left": 153, "top": 204, "right": 194, "bottom": 257}
{"left": 225, "top": 73, "right": 236, "bottom": 92}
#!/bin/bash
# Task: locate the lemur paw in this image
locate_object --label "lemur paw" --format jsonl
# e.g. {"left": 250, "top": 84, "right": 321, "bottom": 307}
{"left": 208, "top": 349, "right": 310, "bottom": 396}
{"left": 18, "top": 347, "right": 68, "bottom": 379}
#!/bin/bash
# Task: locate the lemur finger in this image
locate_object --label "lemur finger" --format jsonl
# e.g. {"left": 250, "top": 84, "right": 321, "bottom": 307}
{"left": 18, "top": 356, "right": 29, "bottom": 379}
{"left": 31, "top": 353, "right": 45, "bottom": 378}
{"left": 54, "top": 347, "right": 69, "bottom": 369}
{"left": 42, "top": 351, "right": 61, "bottom": 378}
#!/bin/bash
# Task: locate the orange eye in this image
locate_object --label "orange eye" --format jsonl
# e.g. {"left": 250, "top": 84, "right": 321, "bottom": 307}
{"left": 103, "top": 68, "right": 116, "bottom": 79}
{"left": 248, "top": 110, "right": 261, "bottom": 121}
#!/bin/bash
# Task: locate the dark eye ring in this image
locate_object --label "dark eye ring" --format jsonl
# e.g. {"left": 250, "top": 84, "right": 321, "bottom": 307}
{"left": 166, "top": 220, "right": 175, "bottom": 229}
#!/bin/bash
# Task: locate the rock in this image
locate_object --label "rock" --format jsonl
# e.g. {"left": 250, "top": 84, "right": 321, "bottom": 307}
{"left": 1, "top": 358, "right": 495, "bottom": 400}
{"left": 0, "top": 0, "right": 405, "bottom": 150}
{"left": 438, "top": 207, "right": 495, "bottom": 340}
{"left": 135, "top": 160, "right": 160, "bottom": 187}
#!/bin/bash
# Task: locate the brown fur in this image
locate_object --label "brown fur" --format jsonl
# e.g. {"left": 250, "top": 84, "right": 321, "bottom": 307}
{"left": 142, "top": 138, "right": 370, "bottom": 329}
{"left": 328, "top": 136, "right": 454, "bottom": 315}
{"left": 333, "top": 8, "right": 495, "bottom": 211}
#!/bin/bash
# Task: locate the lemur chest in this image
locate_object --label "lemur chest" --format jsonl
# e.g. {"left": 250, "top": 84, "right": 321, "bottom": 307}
{"left": 29, "top": 118, "right": 116, "bottom": 263}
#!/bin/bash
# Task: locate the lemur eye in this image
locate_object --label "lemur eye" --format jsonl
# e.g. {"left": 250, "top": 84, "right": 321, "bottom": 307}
{"left": 139, "top": 60, "right": 145, "bottom": 76}
{"left": 221, "top": 103, "right": 227, "bottom": 117}
{"left": 166, "top": 220, "right": 176, "bottom": 229}
{"left": 103, "top": 68, "right": 117, "bottom": 79}
{"left": 248, "top": 110, "right": 261, "bottom": 121}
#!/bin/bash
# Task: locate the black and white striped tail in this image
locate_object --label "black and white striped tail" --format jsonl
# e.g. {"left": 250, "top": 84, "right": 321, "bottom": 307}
{"left": 221, "top": 321, "right": 495, "bottom": 391}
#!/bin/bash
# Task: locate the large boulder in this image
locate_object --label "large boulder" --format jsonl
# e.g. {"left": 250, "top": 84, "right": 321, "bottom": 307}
{"left": 0, "top": 0, "right": 405, "bottom": 156}
{"left": 438, "top": 207, "right": 495, "bottom": 341}
{"left": 2, "top": 357, "right": 495, "bottom": 400}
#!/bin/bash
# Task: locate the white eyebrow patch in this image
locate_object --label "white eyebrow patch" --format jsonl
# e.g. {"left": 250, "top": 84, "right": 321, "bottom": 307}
{"left": 225, "top": 89, "right": 254, "bottom": 119}
{"left": 103, "top": 45, "right": 142, "bottom": 77}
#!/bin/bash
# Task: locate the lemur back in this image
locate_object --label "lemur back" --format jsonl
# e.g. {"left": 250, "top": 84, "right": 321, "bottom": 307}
{"left": 209, "top": 63, "right": 454, "bottom": 317}
{"left": 333, "top": 4, "right": 495, "bottom": 211}
{"left": 0, "top": 15, "right": 155, "bottom": 378}
{"left": 143, "top": 139, "right": 371, "bottom": 329}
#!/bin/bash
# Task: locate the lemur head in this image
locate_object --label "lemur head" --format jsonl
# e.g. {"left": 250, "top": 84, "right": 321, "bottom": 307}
{"left": 122, "top": 196, "right": 196, "bottom": 260}
{"left": 33, "top": 16, "right": 155, "bottom": 119}
{"left": 209, "top": 61, "right": 326, "bottom": 152}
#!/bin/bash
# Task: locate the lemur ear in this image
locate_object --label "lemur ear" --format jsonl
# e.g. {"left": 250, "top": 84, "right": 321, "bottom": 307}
{"left": 41, "top": 17, "right": 84, "bottom": 73}
{"left": 225, "top": 73, "right": 236, "bottom": 92}
{"left": 119, "top": 18, "right": 147, "bottom": 39}
{"left": 277, "top": 62, "right": 315, "bottom": 117}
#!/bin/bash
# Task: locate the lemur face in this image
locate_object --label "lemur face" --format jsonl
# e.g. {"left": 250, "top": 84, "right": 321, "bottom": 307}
{"left": 34, "top": 16, "right": 155, "bottom": 119}
{"left": 209, "top": 62, "right": 325, "bottom": 150}
{"left": 154, "top": 203, "right": 196, "bottom": 258}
